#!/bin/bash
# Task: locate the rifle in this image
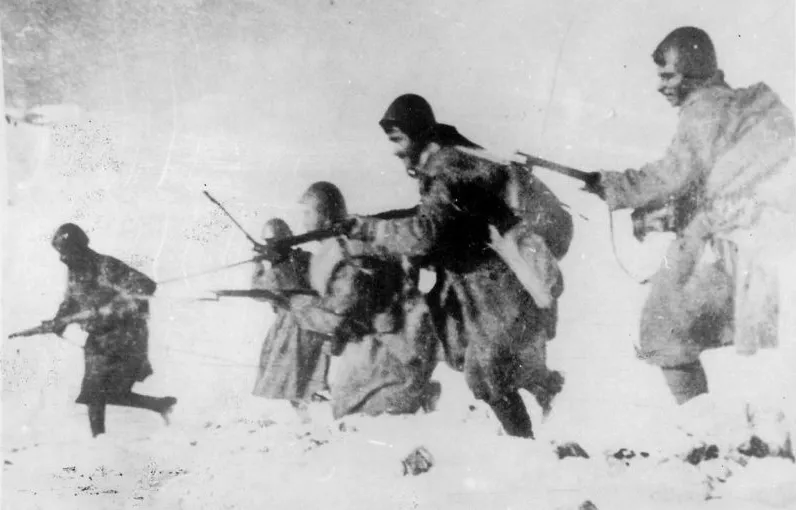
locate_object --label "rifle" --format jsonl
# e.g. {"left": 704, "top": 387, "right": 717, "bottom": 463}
{"left": 203, "top": 190, "right": 350, "bottom": 263}
{"left": 514, "top": 151, "right": 592, "bottom": 183}
{"left": 8, "top": 308, "right": 97, "bottom": 339}
{"left": 198, "top": 288, "right": 317, "bottom": 309}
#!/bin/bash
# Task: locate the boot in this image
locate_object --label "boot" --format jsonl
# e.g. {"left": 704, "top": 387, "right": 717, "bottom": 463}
{"left": 490, "top": 391, "right": 534, "bottom": 439}
{"left": 662, "top": 361, "right": 708, "bottom": 405}
{"left": 535, "top": 370, "right": 565, "bottom": 419}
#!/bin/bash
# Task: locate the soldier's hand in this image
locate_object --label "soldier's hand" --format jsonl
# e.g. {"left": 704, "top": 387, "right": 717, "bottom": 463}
{"left": 42, "top": 319, "right": 66, "bottom": 337}
{"left": 581, "top": 172, "right": 606, "bottom": 200}
{"left": 40, "top": 319, "right": 58, "bottom": 334}
{"left": 332, "top": 217, "right": 362, "bottom": 238}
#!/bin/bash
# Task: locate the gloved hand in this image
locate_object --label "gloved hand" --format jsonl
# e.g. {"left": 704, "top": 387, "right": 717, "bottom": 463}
{"left": 41, "top": 319, "right": 67, "bottom": 337}
{"left": 333, "top": 216, "right": 369, "bottom": 240}
{"left": 581, "top": 171, "right": 606, "bottom": 200}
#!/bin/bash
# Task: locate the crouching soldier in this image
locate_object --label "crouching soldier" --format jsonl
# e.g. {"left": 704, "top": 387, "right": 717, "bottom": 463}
{"left": 251, "top": 218, "right": 331, "bottom": 423}
{"left": 289, "top": 182, "right": 439, "bottom": 419}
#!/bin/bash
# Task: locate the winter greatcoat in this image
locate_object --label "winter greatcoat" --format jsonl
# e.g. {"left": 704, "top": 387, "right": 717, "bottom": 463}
{"left": 290, "top": 238, "right": 438, "bottom": 419}
{"left": 601, "top": 73, "right": 796, "bottom": 366}
{"left": 54, "top": 253, "right": 156, "bottom": 405}
{"left": 351, "top": 144, "right": 561, "bottom": 406}
{"left": 251, "top": 249, "right": 331, "bottom": 401}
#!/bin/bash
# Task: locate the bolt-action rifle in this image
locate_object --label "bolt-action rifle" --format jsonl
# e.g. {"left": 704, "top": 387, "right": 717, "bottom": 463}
{"left": 202, "top": 190, "right": 352, "bottom": 264}
{"left": 8, "top": 308, "right": 98, "bottom": 339}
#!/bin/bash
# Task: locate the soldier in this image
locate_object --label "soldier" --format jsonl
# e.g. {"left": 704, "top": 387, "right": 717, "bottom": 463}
{"left": 340, "top": 95, "right": 568, "bottom": 438}
{"left": 45, "top": 223, "right": 177, "bottom": 437}
{"left": 289, "top": 182, "right": 439, "bottom": 419}
{"left": 251, "top": 217, "right": 331, "bottom": 423}
{"left": 584, "top": 27, "right": 796, "bottom": 405}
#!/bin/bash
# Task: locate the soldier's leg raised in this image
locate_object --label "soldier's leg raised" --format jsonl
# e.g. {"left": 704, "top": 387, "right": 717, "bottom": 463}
{"left": 88, "top": 400, "right": 106, "bottom": 437}
{"left": 514, "top": 328, "right": 564, "bottom": 418}
{"left": 464, "top": 344, "right": 534, "bottom": 438}
{"left": 106, "top": 393, "right": 178, "bottom": 424}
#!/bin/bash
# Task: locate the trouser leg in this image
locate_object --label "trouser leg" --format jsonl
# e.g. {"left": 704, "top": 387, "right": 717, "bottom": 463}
{"left": 106, "top": 392, "right": 177, "bottom": 414}
{"left": 88, "top": 401, "right": 106, "bottom": 437}
{"left": 465, "top": 347, "right": 534, "bottom": 439}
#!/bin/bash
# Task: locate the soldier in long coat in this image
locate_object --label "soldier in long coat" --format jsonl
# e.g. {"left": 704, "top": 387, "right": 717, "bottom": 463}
{"left": 585, "top": 26, "right": 796, "bottom": 404}
{"left": 46, "top": 223, "right": 177, "bottom": 437}
{"left": 251, "top": 218, "right": 331, "bottom": 421}
{"left": 289, "top": 182, "right": 439, "bottom": 419}
{"left": 342, "top": 95, "right": 569, "bottom": 438}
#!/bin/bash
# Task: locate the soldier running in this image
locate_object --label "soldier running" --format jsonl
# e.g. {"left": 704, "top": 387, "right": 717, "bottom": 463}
{"left": 45, "top": 223, "right": 177, "bottom": 438}
{"left": 340, "top": 95, "right": 570, "bottom": 438}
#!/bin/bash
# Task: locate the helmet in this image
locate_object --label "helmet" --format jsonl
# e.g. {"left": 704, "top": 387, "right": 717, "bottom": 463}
{"left": 51, "top": 223, "right": 89, "bottom": 252}
{"left": 379, "top": 94, "right": 437, "bottom": 140}
{"left": 653, "top": 26, "right": 718, "bottom": 80}
{"left": 302, "top": 181, "right": 348, "bottom": 224}
{"left": 261, "top": 218, "right": 293, "bottom": 241}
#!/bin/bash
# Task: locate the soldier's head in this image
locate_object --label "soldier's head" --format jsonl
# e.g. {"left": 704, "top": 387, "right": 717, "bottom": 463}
{"left": 379, "top": 94, "right": 437, "bottom": 172}
{"left": 379, "top": 94, "right": 482, "bottom": 176}
{"left": 652, "top": 26, "right": 719, "bottom": 107}
{"left": 261, "top": 218, "right": 293, "bottom": 242}
{"left": 300, "top": 181, "right": 347, "bottom": 231}
{"left": 51, "top": 223, "right": 90, "bottom": 267}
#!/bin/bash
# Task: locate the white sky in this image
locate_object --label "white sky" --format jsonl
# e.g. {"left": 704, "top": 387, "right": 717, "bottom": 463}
{"left": 3, "top": 0, "right": 795, "bottom": 290}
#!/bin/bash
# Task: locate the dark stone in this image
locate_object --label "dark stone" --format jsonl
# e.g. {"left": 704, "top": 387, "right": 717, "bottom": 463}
{"left": 739, "top": 436, "right": 770, "bottom": 458}
{"left": 685, "top": 444, "right": 720, "bottom": 465}
{"left": 402, "top": 446, "right": 434, "bottom": 476}
{"left": 556, "top": 442, "right": 590, "bottom": 459}
{"left": 612, "top": 448, "right": 635, "bottom": 460}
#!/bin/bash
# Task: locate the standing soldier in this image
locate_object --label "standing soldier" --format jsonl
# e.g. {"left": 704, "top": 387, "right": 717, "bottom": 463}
{"left": 584, "top": 27, "right": 796, "bottom": 405}
{"left": 341, "top": 95, "right": 569, "bottom": 438}
{"left": 45, "top": 223, "right": 177, "bottom": 438}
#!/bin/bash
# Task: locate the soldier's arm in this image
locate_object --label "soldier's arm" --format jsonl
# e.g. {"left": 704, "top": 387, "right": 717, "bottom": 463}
{"left": 289, "top": 263, "right": 361, "bottom": 335}
{"left": 348, "top": 179, "right": 453, "bottom": 257}
{"left": 51, "top": 296, "right": 80, "bottom": 336}
{"left": 600, "top": 100, "right": 727, "bottom": 211}
{"left": 49, "top": 274, "right": 83, "bottom": 336}
{"left": 102, "top": 259, "right": 157, "bottom": 317}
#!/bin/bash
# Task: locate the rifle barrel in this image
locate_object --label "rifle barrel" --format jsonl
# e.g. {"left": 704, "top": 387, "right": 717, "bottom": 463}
{"left": 203, "top": 191, "right": 262, "bottom": 247}
{"left": 516, "top": 151, "right": 590, "bottom": 182}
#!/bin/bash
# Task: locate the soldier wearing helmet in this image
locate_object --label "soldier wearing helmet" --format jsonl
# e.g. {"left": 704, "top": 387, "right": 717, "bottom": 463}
{"left": 46, "top": 223, "right": 177, "bottom": 438}
{"left": 250, "top": 216, "right": 331, "bottom": 423}
{"left": 340, "top": 95, "right": 571, "bottom": 438}
{"left": 584, "top": 27, "right": 796, "bottom": 407}
{"left": 289, "top": 182, "right": 440, "bottom": 419}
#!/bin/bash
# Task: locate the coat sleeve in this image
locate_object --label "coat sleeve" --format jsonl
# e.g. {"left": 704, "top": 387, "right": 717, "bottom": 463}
{"left": 103, "top": 258, "right": 157, "bottom": 317}
{"left": 289, "top": 263, "right": 361, "bottom": 335}
{"left": 601, "top": 98, "right": 729, "bottom": 211}
{"left": 352, "top": 178, "right": 454, "bottom": 257}
{"left": 51, "top": 275, "right": 81, "bottom": 335}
